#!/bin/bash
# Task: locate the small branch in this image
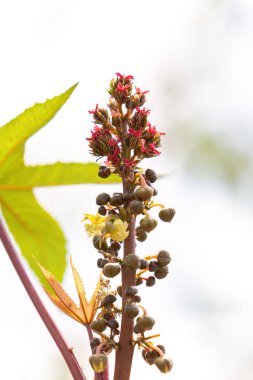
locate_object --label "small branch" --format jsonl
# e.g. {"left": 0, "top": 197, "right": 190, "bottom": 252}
{"left": 0, "top": 218, "right": 87, "bottom": 380}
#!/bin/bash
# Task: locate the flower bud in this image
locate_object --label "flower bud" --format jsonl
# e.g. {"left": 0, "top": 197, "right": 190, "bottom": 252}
{"left": 130, "top": 200, "right": 144, "bottom": 215}
{"left": 96, "top": 193, "right": 111, "bottom": 206}
{"left": 125, "top": 286, "right": 138, "bottom": 296}
{"left": 140, "top": 218, "right": 157, "bottom": 233}
{"left": 154, "top": 265, "right": 169, "bottom": 279}
{"left": 91, "top": 318, "right": 107, "bottom": 333}
{"left": 136, "top": 315, "right": 155, "bottom": 331}
{"left": 134, "top": 185, "right": 154, "bottom": 201}
{"left": 123, "top": 254, "right": 140, "bottom": 270}
{"left": 124, "top": 302, "right": 139, "bottom": 318}
{"left": 103, "top": 263, "right": 121, "bottom": 278}
{"left": 154, "top": 358, "right": 173, "bottom": 373}
{"left": 159, "top": 208, "right": 176, "bottom": 222}
{"left": 89, "top": 354, "right": 108, "bottom": 373}
{"left": 145, "top": 169, "right": 157, "bottom": 183}
{"left": 157, "top": 250, "right": 171, "bottom": 266}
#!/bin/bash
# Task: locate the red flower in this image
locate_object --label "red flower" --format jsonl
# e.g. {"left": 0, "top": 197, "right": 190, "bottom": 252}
{"left": 148, "top": 143, "right": 161, "bottom": 156}
{"left": 129, "top": 128, "right": 142, "bottom": 138}
{"left": 86, "top": 126, "right": 110, "bottom": 141}
{"left": 136, "top": 107, "right": 151, "bottom": 116}
{"left": 124, "top": 158, "right": 137, "bottom": 168}
{"left": 88, "top": 104, "right": 99, "bottom": 114}
{"left": 136, "top": 88, "right": 149, "bottom": 95}
{"left": 116, "top": 83, "right": 131, "bottom": 94}
{"left": 116, "top": 73, "right": 134, "bottom": 80}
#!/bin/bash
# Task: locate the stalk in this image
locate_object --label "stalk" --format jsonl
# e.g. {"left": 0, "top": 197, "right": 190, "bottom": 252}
{"left": 113, "top": 118, "right": 136, "bottom": 380}
{"left": 0, "top": 218, "right": 87, "bottom": 380}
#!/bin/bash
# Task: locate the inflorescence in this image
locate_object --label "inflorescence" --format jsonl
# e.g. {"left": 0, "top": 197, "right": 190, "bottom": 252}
{"left": 85, "top": 73, "right": 175, "bottom": 375}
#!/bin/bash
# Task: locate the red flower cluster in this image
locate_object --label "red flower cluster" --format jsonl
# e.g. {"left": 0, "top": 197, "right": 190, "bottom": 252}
{"left": 86, "top": 73, "right": 165, "bottom": 171}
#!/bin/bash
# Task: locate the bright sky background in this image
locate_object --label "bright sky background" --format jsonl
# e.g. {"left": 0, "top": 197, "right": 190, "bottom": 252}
{"left": 0, "top": 0, "right": 253, "bottom": 379}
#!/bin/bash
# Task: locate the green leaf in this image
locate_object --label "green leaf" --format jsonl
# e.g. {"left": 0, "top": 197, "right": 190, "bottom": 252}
{"left": 0, "top": 190, "right": 66, "bottom": 283}
{"left": 0, "top": 162, "right": 120, "bottom": 189}
{"left": 0, "top": 83, "right": 78, "bottom": 166}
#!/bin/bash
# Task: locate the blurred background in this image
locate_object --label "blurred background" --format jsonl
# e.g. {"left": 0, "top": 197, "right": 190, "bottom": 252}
{"left": 0, "top": 0, "right": 253, "bottom": 379}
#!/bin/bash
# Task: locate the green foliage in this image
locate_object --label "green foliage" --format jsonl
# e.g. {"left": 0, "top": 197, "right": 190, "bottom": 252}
{"left": 0, "top": 84, "right": 120, "bottom": 284}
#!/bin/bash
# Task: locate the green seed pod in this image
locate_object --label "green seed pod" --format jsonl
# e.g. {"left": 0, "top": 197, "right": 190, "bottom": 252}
{"left": 159, "top": 208, "right": 176, "bottom": 222}
{"left": 145, "top": 169, "right": 157, "bottom": 183}
{"left": 96, "top": 193, "right": 111, "bottom": 206}
{"left": 134, "top": 185, "right": 154, "bottom": 201}
{"left": 140, "top": 218, "right": 157, "bottom": 233}
{"left": 90, "top": 337, "right": 101, "bottom": 351}
{"left": 90, "top": 318, "right": 107, "bottom": 333}
{"left": 93, "top": 235, "right": 108, "bottom": 251}
{"left": 154, "top": 265, "right": 169, "bottom": 279}
{"left": 136, "top": 315, "right": 155, "bottom": 331}
{"left": 124, "top": 302, "right": 139, "bottom": 318}
{"left": 154, "top": 358, "right": 173, "bottom": 373}
{"left": 125, "top": 286, "right": 138, "bottom": 296}
{"left": 123, "top": 254, "right": 140, "bottom": 270}
{"left": 103, "top": 263, "right": 121, "bottom": 278}
{"left": 89, "top": 354, "right": 108, "bottom": 373}
{"left": 130, "top": 200, "right": 144, "bottom": 215}
{"left": 117, "top": 285, "right": 122, "bottom": 297}
{"left": 157, "top": 250, "right": 171, "bottom": 266}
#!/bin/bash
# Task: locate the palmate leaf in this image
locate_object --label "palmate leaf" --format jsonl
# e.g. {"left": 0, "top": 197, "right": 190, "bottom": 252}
{"left": 38, "top": 258, "right": 102, "bottom": 325}
{"left": 0, "top": 84, "right": 120, "bottom": 284}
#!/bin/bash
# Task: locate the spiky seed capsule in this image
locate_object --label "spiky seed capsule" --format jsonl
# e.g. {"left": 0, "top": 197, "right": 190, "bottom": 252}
{"left": 139, "top": 259, "right": 149, "bottom": 269}
{"left": 107, "top": 318, "right": 119, "bottom": 329}
{"left": 109, "top": 193, "right": 124, "bottom": 206}
{"left": 123, "top": 254, "right": 140, "bottom": 270}
{"left": 96, "top": 193, "right": 111, "bottom": 206}
{"left": 93, "top": 235, "right": 108, "bottom": 251}
{"left": 134, "top": 185, "right": 154, "bottom": 201}
{"left": 89, "top": 354, "right": 108, "bottom": 373}
{"left": 149, "top": 260, "right": 159, "bottom": 272}
{"left": 140, "top": 218, "right": 158, "bottom": 233}
{"left": 130, "top": 200, "right": 144, "bottom": 215}
{"left": 102, "top": 263, "right": 121, "bottom": 278}
{"left": 155, "top": 265, "right": 169, "bottom": 279}
{"left": 157, "top": 345, "right": 166, "bottom": 354}
{"left": 145, "top": 169, "right": 157, "bottom": 183}
{"left": 90, "top": 318, "right": 107, "bottom": 333}
{"left": 136, "top": 315, "right": 155, "bottom": 331}
{"left": 136, "top": 227, "right": 148, "bottom": 242}
{"left": 124, "top": 302, "right": 139, "bottom": 318}
{"left": 98, "top": 205, "right": 107, "bottom": 215}
{"left": 154, "top": 358, "right": 173, "bottom": 373}
{"left": 159, "top": 208, "right": 176, "bottom": 222}
{"left": 90, "top": 337, "right": 101, "bottom": 350}
{"left": 146, "top": 276, "right": 156, "bottom": 287}
{"left": 157, "top": 250, "right": 171, "bottom": 266}
{"left": 117, "top": 285, "right": 122, "bottom": 297}
{"left": 102, "top": 293, "right": 117, "bottom": 305}
{"left": 125, "top": 286, "right": 138, "bottom": 296}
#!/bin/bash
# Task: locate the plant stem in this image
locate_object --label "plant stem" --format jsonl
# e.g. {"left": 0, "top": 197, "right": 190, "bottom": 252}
{"left": 0, "top": 218, "right": 87, "bottom": 380}
{"left": 86, "top": 325, "right": 110, "bottom": 380}
{"left": 113, "top": 180, "right": 136, "bottom": 380}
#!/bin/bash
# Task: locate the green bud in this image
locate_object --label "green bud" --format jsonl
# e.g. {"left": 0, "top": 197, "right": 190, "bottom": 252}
{"left": 90, "top": 318, "right": 107, "bottom": 333}
{"left": 134, "top": 185, "right": 154, "bottom": 201}
{"left": 159, "top": 208, "right": 176, "bottom": 222}
{"left": 154, "top": 358, "right": 173, "bottom": 373}
{"left": 124, "top": 302, "right": 139, "bottom": 318}
{"left": 89, "top": 354, "right": 108, "bottom": 373}
{"left": 123, "top": 254, "right": 140, "bottom": 270}
{"left": 102, "top": 263, "right": 121, "bottom": 278}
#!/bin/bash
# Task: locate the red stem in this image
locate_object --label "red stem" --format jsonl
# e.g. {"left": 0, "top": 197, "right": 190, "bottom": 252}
{"left": 113, "top": 181, "right": 136, "bottom": 380}
{"left": 0, "top": 218, "right": 87, "bottom": 380}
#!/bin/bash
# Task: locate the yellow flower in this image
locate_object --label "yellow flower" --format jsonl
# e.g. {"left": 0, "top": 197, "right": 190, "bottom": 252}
{"left": 108, "top": 218, "right": 129, "bottom": 242}
{"left": 82, "top": 214, "right": 105, "bottom": 237}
